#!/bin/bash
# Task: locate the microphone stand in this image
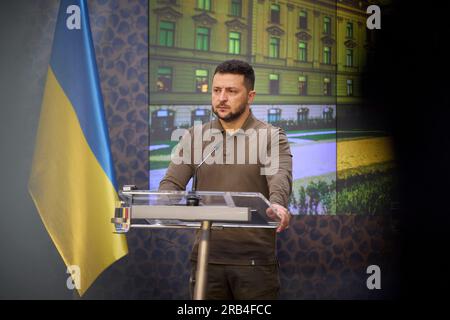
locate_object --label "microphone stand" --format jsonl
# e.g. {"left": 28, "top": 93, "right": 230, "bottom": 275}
{"left": 187, "top": 141, "right": 220, "bottom": 300}
{"left": 186, "top": 143, "right": 219, "bottom": 206}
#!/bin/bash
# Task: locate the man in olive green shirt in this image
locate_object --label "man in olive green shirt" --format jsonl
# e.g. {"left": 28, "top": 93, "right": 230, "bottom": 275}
{"left": 159, "top": 60, "right": 292, "bottom": 299}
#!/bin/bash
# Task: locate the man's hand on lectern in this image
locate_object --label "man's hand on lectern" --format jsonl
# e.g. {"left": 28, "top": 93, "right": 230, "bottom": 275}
{"left": 266, "top": 203, "right": 291, "bottom": 233}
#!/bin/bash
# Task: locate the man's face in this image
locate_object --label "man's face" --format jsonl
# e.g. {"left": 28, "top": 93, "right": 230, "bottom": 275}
{"left": 212, "top": 73, "right": 255, "bottom": 122}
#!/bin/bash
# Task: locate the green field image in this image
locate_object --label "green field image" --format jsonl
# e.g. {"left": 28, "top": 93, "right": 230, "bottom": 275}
{"left": 287, "top": 129, "right": 397, "bottom": 215}
{"left": 150, "top": 129, "right": 397, "bottom": 215}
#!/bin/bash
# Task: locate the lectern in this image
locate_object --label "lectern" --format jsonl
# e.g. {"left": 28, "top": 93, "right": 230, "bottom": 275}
{"left": 111, "top": 186, "right": 278, "bottom": 300}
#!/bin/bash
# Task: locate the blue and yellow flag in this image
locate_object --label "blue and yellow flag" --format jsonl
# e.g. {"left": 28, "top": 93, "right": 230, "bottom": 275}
{"left": 28, "top": 0, "right": 128, "bottom": 296}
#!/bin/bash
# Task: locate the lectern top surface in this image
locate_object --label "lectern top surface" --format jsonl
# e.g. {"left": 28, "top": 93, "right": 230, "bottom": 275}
{"left": 120, "top": 190, "right": 271, "bottom": 207}
{"left": 117, "top": 190, "right": 278, "bottom": 228}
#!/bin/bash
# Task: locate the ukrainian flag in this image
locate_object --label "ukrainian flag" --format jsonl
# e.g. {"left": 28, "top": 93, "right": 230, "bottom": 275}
{"left": 28, "top": 0, "right": 128, "bottom": 296}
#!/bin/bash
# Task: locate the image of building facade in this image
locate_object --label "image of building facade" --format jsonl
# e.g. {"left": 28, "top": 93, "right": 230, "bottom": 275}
{"left": 149, "top": 0, "right": 371, "bottom": 136}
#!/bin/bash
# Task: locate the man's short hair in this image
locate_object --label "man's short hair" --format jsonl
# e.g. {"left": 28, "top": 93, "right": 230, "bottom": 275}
{"left": 214, "top": 60, "right": 255, "bottom": 91}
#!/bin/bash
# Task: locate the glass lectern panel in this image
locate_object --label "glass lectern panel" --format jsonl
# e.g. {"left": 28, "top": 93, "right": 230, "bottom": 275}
{"left": 114, "top": 190, "right": 279, "bottom": 232}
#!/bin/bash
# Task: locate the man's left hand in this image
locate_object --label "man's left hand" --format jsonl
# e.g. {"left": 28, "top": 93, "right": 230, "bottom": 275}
{"left": 266, "top": 203, "right": 291, "bottom": 233}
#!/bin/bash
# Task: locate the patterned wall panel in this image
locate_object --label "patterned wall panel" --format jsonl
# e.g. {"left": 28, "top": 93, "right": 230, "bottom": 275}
{"left": 86, "top": 0, "right": 150, "bottom": 299}
{"left": 90, "top": 0, "right": 149, "bottom": 190}
{"left": 277, "top": 215, "right": 400, "bottom": 299}
{"left": 88, "top": 215, "right": 400, "bottom": 299}
{"left": 26, "top": 0, "right": 400, "bottom": 299}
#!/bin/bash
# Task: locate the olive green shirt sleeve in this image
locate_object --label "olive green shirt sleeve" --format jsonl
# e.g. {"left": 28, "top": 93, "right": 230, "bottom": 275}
{"left": 158, "top": 161, "right": 194, "bottom": 191}
{"left": 265, "top": 128, "right": 293, "bottom": 209}
{"left": 158, "top": 129, "right": 194, "bottom": 191}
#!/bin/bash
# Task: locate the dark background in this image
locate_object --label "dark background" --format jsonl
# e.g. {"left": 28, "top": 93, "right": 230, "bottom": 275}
{"left": 1, "top": 0, "right": 449, "bottom": 299}
{"left": 0, "top": 0, "right": 70, "bottom": 298}
{"left": 362, "top": 1, "right": 450, "bottom": 298}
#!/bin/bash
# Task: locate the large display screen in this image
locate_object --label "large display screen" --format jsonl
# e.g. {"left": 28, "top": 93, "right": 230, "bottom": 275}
{"left": 149, "top": 0, "right": 397, "bottom": 215}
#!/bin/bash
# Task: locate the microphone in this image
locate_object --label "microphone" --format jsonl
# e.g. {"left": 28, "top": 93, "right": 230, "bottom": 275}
{"left": 192, "top": 142, "right": 221, "bottom": 192}
{"left": 186, "top": 141, "right": 222, "bottom": 206}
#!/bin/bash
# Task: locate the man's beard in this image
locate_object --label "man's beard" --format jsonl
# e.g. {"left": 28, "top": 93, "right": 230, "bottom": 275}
{"left": 212, "top": 102, "right": 247, "bottom": 122}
